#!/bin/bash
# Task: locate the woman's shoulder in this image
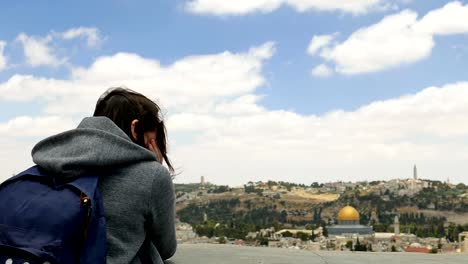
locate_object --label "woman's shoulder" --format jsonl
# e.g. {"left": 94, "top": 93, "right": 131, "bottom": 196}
{"left": 134, "top": 161, "right": 174, "bottom": 193}
{"left": 150, "top": 164, "right": 174, "bottom": 195}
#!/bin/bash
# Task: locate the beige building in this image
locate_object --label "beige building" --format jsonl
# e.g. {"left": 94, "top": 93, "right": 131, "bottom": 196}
{"left": 459, "top": 232, "right": 468, "bottom": 253}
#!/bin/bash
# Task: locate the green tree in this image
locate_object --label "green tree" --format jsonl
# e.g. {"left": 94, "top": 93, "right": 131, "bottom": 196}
{"left": 345, "top": 241, "right": 353, "bottom": 250}
{"left": 296, "top": 232, "right": 310, "bottom": 241}
{"left": 257, "top": 237, "right": 269, "bottom": 246}
{"left": 354, "top": 238, "right": 367, "bottom": 251}
{"left": 218, "top": 236, "right": 226, "bottom": 244}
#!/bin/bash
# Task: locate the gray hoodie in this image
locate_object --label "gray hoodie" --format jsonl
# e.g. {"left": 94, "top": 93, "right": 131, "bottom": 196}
{"left": 31, "top": 116, "right": 177, "bottom": 264}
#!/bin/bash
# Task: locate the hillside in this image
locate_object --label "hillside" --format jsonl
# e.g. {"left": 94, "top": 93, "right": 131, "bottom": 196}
{"left": 175, "top": 179, "right": 468, "bottom": 240}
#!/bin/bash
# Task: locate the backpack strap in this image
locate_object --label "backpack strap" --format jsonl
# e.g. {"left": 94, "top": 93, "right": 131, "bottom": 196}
{"left": 67, "top": 175, "right": 99, "bottom": 202}
{"left": 1, "top": 166, "right": 45, "bottom": 186}
{"left": 3, "top": 166, "right": 99, "bottom": 200}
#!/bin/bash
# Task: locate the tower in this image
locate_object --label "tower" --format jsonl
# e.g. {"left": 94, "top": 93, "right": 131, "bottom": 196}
{"left": 200, "top": 176, "right": 205, "bottom": 190}
{"left": 413, "top": 165, "right": 417, "bottom": 180}
{"left": 394, "top": 215, "right": 400, "bottom": 236}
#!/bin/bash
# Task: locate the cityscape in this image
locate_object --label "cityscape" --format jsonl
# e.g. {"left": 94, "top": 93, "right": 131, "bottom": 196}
{"left": 174, "top": 166, "right": 468, "bottom": 255}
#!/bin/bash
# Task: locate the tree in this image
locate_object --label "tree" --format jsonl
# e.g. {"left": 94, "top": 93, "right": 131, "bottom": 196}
{"left": 322, "top": 226, "right": 328, "bottom": 237}
{"left": 311, "top": 182, "right": 320, "bottom": 188}
{"left": 211, "top": 185, "right": 231, "bottom": 193}
{"left": 280, "top": 210, "right": 288, "bottom": 222}
{"left": 345, "top": 241, "right": 353, "bottom": 250}
{"left": 354, "top": 238, "right": 367, "bottom": 251}
{"left": 257, "top": 237, "right": 269, "bottom": 246}
{"left": 296, "top": 232, "right": 310, "bottom": 241}
{"left": 218, "top": 236, "right": 226, "bottom": 244}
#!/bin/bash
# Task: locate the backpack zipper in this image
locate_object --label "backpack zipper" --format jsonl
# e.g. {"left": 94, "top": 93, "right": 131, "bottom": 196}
{"left": 78, "top": 192, "right": 92, "bottom": 262}
{"left": 80, "top": 192, "right": 92, "bottom": 241}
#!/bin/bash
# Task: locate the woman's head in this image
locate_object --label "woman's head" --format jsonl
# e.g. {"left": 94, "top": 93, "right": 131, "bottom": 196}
{"left": 93, "top": 87, "right": 173, "bottom": 172}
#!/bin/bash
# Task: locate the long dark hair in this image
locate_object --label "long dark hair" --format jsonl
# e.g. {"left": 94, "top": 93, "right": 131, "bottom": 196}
{"left": 93, "top": 87, "right": 174, "bottom": 172}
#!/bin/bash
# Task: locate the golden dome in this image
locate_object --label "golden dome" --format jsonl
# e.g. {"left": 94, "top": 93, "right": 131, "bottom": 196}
{"left": 337, "top": 206, "right": 360, "bottom": 221}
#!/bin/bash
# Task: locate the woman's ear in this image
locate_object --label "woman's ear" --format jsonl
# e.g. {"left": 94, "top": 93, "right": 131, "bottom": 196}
{"left": 130, "top": 119, "right": 139, "bottom": 141}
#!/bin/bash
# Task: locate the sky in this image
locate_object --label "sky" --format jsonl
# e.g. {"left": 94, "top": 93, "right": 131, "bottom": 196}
{"left": 1, "top": 0, "right": 468, "bottom": 186}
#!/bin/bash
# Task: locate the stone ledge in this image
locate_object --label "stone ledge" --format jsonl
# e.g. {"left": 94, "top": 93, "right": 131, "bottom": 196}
{"left": 167, "top": 244, "right": 467, "bottom": 264}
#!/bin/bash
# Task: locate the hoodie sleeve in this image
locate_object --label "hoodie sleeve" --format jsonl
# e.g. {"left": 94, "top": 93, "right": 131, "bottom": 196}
{"left": 147, "top": 166, "right": 177, "bottom": 260}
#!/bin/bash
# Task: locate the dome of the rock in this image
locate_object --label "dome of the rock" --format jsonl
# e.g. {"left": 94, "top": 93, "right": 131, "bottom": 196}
{"left": 327, "top": 206, "right": 373, "bottom": 237}
{"left": 337, "top": 206, "right": 360, "bottom": 221}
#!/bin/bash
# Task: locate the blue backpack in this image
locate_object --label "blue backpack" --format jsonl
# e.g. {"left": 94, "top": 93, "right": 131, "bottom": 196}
{"left": 0, "top": 165, "right": 106, "bottom": 264}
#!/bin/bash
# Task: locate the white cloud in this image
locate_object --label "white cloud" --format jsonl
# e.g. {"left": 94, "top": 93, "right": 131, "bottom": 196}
{"left": 2, "top": 41, "right": 468, "bottom": 185}
{"left": 61, "top": 27, "right": 102, "bottom": 47}
{"left": 287, "top": 0, "right": 389, "bottom": 13}
{"left": 307, "top": 34, "right": 336, "bottom": 55}
{"left": 185, "top": 0, "right": 393, "bottom": 16}
{"left": 215, "top": 95, "right": 266, "bottom": 115}
{"left": 0, "top": 116, "right": 77, "bottom": 179}
{"left": 310, "top": 1, "right": 468, "bottom": 74}
{"left": 170, "top": 82, "right": 468, "bottom": 185}
{"left": 0, "top": 41, "right": 7, "bottom": 71}
{"left": 16, "top": 33, "right": 65, "bottom": 67}
{"left": 311, "top": 64, "right": 333, "bottom": 77}
{"left": 187, "top": 0, "right": 283, "bottom": 16}
{"left": 414, "top": 1, "right": 468, "bottom": 35}
{"left": 15, "top": 27, "right": 105, "bottom": 68}
{"left": 0, "top": 116, "right": 76, "bottom": 137}
{"left": 0, "top": 42, "right": 275, "bottom": 115}
{"left": 0, "top": 139, "right": 36, "bottom": 177}
{"left": 321, "top": 10, "right": 433, "bottom": 74}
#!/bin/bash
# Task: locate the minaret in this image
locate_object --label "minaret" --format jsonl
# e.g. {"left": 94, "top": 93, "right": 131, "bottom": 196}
{"left": 413, "top": 165, "right": 417, "bottom": 180}
{"left": 394, "top": 215, "right": 400, "bottom": 236}
{"left": 200, "top": 176, "right": 205, "bottom": 190}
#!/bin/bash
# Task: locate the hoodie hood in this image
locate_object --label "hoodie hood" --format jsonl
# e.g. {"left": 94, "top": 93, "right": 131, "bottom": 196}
{"left": 32, "top": 116, "right": 157, "bottom": 177}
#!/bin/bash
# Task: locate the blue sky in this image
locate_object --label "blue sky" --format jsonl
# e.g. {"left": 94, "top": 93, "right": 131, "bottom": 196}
{"left": 1, "top": 1, "right": 468, "bottom": 185}
{"left": 1, "top": 0, "right": 467, "bottom": 114}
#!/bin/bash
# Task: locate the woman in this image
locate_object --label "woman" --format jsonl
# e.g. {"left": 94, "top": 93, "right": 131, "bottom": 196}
{"left": 32, "top": 88, "right": 176, "bottom": 263}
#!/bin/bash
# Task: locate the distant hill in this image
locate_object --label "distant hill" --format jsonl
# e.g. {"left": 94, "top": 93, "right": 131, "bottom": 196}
{"left": 175, "top": 179, "right": 468, "bottom": 240}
